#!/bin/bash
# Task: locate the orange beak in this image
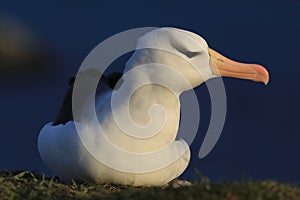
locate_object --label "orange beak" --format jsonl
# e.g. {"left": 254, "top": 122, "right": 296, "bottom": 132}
{"left": 208, "top": 48, "right": 269, "bottom": 85}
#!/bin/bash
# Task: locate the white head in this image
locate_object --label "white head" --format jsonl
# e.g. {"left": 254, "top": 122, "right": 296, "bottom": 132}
{"left": 125, "top": 27, "right": 269, "bottom": 92}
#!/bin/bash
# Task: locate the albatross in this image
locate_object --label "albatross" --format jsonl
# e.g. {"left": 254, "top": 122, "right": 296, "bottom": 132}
{"left": 38, "top": 27, "right": 269, "bottom": 186}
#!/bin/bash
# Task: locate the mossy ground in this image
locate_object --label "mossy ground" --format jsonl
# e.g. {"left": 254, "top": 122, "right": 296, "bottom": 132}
{"left": 0, "top": 171, "right": 299, "bottom": 200}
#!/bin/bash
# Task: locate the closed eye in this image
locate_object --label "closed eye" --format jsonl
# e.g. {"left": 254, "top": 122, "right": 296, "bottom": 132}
{"left": 185, "top": 51, "right": 201, "bottom": 58}
{"left": 170, "top": 40, "right": 202, "bottom": 58}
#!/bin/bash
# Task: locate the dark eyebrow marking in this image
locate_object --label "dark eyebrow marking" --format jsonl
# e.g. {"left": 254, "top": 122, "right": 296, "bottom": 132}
{"left": 185, "top": 51, "right": 201, "bottom": 58}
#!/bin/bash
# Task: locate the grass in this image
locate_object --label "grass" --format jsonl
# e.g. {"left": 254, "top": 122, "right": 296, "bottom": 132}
{"left": 0, "top": 171, "right": 300, "bottom": 200}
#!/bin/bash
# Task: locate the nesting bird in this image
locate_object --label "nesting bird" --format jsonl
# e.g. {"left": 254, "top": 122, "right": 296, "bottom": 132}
{"left": 38, "top": 27, "right": 269, "bottom": 186}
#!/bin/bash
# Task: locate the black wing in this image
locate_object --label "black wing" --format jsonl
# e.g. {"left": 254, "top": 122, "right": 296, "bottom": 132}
{"left": 53, "top": 71, "right": 122, "bottom": 126}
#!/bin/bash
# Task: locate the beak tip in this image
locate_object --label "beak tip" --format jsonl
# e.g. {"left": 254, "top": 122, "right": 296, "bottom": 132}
{"left": 263, "top": 78, "right": 269, "bottom": 85}
{"left": 255, "top": 64, "right": 269, "bottom": 86}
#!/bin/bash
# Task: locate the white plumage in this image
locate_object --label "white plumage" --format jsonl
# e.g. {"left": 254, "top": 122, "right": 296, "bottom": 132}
{"left": 38, "top": 27, "right": 269, "bottom": 186}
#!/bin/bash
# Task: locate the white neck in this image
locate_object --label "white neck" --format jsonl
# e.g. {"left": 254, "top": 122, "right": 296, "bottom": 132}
{"left": 100, "top": 69, "right": 181, "bottom": 153}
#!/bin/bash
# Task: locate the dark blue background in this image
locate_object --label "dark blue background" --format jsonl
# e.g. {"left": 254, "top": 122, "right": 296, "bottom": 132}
{"left": 1, "top": 0, "right": 299, "bottom": 183}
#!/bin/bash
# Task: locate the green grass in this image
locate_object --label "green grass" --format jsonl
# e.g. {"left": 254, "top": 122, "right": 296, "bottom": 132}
{"left": 0, "top": 171, "right": 300, "bottom": 200}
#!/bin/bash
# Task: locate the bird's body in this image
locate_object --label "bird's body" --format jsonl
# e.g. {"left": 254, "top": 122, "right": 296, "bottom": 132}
{"left": 38, "top": 70, "right": 190, "bottom": 186}
{"left": 38, "top": 27, "right": 269, "bottom": 186}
